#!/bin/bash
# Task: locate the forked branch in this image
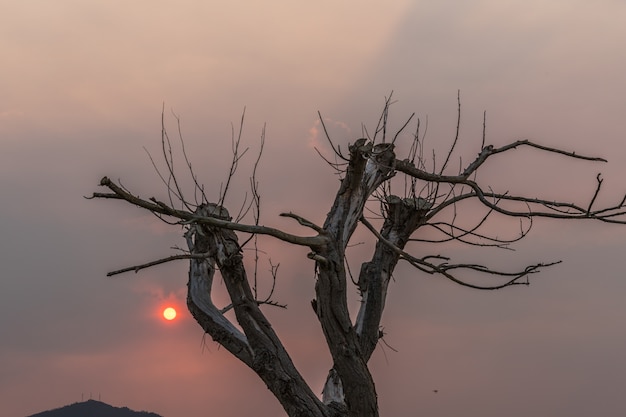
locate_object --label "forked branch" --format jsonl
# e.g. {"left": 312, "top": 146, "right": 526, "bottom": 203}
{"left": 91, "top": 176, "right": 328, "bottom": 249}
{"left": 394, "top": 140, "right": 626, "bottom": 223}
{"left": 360, "top": 216, "right": 559, "bottom": 290}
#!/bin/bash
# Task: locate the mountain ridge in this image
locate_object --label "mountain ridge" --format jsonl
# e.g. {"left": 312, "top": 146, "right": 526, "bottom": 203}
{"left": 26, "top": 399, "right": 163, "bottom": 417}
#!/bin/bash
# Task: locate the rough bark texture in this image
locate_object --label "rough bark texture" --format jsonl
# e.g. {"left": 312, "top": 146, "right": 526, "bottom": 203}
{"left": 93, "top": 118, "right": 626, "bottom": 417}
{"left": 186, "top": 204, "right": 330, "bottom": 417}
{"left": 355, "top": 195, "right": 431, "bottom": 362}
{"left": 314, "top": 140, "right": 397, "bottom": 416}
{"left": 183, "top": 141, "right": 402, "bottom": 417}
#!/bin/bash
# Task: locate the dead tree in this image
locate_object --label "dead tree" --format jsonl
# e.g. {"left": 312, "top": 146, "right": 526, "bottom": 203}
{"left": 89, "top": 96, "right": 626, "bottom": 417}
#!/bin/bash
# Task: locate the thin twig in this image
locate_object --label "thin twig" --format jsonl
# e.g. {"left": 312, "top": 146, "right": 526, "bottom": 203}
{"left": 107, "top": 252, "right": 211, "bottom": 277}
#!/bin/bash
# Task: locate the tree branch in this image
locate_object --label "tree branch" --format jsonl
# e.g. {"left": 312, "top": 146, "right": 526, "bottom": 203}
{"left": 279, "top": 212, "right": 326, "bottom": 234}
{"left": 92, "top": 176, "right": 328, "bottom": 248}
{"left": 107, "top": 252, "right": 210, "bottom": 276}
{"left": 397, "top": 139, "right": 608, "bottom": 185}
{"left": 360, "top": 216, "right": 560, "bottom": 290}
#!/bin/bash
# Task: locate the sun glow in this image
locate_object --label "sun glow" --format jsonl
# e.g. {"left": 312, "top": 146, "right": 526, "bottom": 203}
{"left": 163, "top": 307, "right": 177, "bottom": 321}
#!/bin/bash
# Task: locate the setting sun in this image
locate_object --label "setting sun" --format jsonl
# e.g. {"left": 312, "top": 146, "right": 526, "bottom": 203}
{"left": 163, "top": 307, "right": 177, "bottom": 321}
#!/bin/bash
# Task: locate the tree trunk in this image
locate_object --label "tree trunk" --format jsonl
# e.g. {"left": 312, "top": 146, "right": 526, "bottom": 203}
{"left": 313, "top": 140, "right": 399, "bottom": 417}
{"left": 186, "top": 204, "right": 331, "bottom": 417}
{"left": 355, "top": 195, "right": 431, "bottom": 361}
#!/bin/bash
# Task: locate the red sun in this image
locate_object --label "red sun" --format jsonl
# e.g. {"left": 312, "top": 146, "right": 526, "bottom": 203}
{"left": 163, "top": 307, "right": 177, "bottom": 321}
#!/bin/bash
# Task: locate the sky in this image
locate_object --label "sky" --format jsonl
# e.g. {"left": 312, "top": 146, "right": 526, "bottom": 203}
{"left": 2, "top": 1, "right": 626, "bottom": 416}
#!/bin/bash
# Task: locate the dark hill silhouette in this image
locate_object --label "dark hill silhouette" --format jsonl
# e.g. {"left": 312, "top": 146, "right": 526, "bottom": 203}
{"left": 26, "top": 399, "right": 163, "bottom": 417}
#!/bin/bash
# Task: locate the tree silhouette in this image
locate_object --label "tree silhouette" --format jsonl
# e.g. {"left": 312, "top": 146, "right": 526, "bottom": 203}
{"left": 89, "top": 95, "right": 626, "bottom": 417}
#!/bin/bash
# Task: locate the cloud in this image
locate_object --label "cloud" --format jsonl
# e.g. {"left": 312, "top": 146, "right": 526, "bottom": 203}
{"left": 306, "top": 117, "right": 352, "bottom": 153}
{"left": 3, "top": 1, "right": 626, "bottom": 417}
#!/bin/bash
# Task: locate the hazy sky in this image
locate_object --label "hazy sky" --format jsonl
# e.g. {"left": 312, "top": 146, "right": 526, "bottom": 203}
{"left": 2, "top": 1, "right": 626, "bottom": 416}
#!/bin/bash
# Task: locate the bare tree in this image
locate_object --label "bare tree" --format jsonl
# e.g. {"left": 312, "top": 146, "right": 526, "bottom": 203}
{"left": 89, "top": 95, "right": 626, "bottom": 417}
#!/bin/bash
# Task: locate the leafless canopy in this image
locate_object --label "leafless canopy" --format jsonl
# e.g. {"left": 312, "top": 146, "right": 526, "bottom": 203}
{"left": 88, "top": 95, "right": 626, "bottom": 417}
